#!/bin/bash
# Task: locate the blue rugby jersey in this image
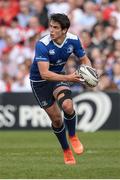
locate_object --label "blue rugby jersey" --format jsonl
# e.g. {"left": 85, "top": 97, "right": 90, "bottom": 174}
{"left": 30, "top": 32, "right": 86, "bottom": 81}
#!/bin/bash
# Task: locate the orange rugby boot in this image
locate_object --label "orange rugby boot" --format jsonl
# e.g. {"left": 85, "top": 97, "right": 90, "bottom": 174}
{"left": 69, "top": 135, "right": 84, "bottom": 155}
{"left": 63, "top": 148, "right": 76, "bottom": 165}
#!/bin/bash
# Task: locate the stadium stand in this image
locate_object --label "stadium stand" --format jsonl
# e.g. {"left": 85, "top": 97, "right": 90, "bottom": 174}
{"left": 0, "top": 0, "right": 120, "bottom": 92}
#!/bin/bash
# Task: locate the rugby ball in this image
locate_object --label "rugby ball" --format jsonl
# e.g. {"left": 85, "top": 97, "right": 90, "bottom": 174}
{"left": 77, "top": 65, "right": 99, "bottom": 87}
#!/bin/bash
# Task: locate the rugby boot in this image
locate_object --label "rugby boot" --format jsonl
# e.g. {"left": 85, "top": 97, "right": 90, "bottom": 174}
{"left": 63, "top": 148, "right": 76, "bottom": 165}
{"left": 69, "top": 135, "right": 84, "bottom": 155}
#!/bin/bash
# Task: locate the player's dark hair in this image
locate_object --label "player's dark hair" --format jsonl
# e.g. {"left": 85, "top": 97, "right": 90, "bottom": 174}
{"left": 50, "top": 13, "right": 70, "bottom": 30}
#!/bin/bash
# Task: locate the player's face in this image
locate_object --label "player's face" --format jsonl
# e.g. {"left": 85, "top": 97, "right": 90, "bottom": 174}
{"left": 49, "top": 20, "right": 66, "bottom": 42}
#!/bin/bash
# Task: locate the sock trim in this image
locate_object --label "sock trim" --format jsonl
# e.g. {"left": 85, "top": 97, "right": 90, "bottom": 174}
{"left": 52, "top": 124, "right": 65, "bottom": 134}
{"left": 64, "top": 114, "right": 76, "bottom": 120}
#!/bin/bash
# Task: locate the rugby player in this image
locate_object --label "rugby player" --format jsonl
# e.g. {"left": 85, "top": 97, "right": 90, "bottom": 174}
{"left": 30, "top": 13, "right": 92, "bottom": 165}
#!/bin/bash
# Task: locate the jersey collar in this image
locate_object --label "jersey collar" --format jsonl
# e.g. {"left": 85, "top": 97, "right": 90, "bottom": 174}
{"left": 52, "top": 36, "right": 67, "bottom": 48}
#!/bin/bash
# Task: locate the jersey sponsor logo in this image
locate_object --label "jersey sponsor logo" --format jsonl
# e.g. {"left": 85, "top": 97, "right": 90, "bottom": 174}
{"left": 36, "top": 56, "right": 47, "bottom": 60}
{"left": 67, "top": 45, "right": 74, "bottom": 53}
{"left": 41, "top": 101, "right": 48, "bottom": 107}
{"left": 56, "top": 59, "right": 62, "bottom": 64}
{"left": 55, "top": 82, "right": 69, "bottom": 87}
{"left": 50, "top": 62, "right": 66, "bottom": 66}
{"left": 49, "top": 49, "right": 55, "bottom": 55}
{"left": 50, "top": 59, "right": 66, "bottom": 66}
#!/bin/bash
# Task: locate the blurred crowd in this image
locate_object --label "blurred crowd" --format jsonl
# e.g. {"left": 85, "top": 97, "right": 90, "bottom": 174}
{"left": 0, "top": 0, "right": 120, "bottom": 93}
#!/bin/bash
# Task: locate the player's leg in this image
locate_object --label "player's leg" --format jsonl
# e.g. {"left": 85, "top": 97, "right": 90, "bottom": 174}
{"left": 44, "top": 102, "right": 76, "bottom": 165}
{"left": 53, "top": 85, "right": 76, "bottom": 136}
{"left": 44, "top": 102, "right": 69, "bottom": 150}
{"left": 30, "top": 81, "right": 75, "bottom": 164}
{"left": 53, "top": 85, "right": 84, "bottom": 155}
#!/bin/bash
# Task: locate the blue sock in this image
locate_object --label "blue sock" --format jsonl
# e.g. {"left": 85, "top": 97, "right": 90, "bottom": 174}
{"left": 52, "top": 123, "right": 69, "bottom": 150}
{"left": 64, "top": 111, "right": 76, "bottom": 137}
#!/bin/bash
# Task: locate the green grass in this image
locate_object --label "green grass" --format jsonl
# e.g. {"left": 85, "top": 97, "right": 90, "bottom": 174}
{"left": 0, "top": 130, "right": 120, "bottom": 179}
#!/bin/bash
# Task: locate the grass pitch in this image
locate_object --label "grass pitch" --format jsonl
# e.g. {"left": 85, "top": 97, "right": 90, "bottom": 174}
{"left": 0, "top": 130, "right": 120, "bottom": 179}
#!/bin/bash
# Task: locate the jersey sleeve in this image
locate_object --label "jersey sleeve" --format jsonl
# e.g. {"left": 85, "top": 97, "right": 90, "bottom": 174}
{"left": 73, "top": 38, "right": 86, "bottom": 58}
{"left": 34, "top": 41, "right": 49, "bottom": 62}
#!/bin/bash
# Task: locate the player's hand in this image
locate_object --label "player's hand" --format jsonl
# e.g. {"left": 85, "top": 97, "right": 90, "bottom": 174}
{"left": 66, "top": 72, "right": 85, "bottom": 83}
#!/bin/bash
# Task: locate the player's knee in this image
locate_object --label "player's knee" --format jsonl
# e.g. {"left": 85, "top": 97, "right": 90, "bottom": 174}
{"left": 62, "top": 99, "right": 74, "bottom": 115}
{"left": 53, "top": 119, "right": 62, "bottom": 128}
{"left": 57, "top": 89, "right": 72, "bottom": 109}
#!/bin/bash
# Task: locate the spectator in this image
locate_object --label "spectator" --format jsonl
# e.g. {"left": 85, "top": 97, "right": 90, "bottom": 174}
{"left": 7, "top": 16, "right": 25, "bottom": 43}
{"left": 2, "top": 73, "right": 13, "bottom": 92}
{"left": 111, "top": 0, "right": 120, "bottom": 29}
{"left": 80, "top": 30, "right": 96, "bottom": 59}
{"left": 0, "top": 47, "right": 15, "bottom": 77}
{"left": 28, "top": 16, "right": 45, "bottom": 34}
{"left": 95, "top": 72, "right": 118, "bottom": 91}
{"left": 9, "top": 40, "right": 32, "bottom": 70}
{"left": 67, "top": 0, "right": 84, "bottom": 34}
{"left": 100, "top": 0, "right": 115, "bottom": 21}
{"left": 0, "top": 0, "right": 120, "bottom": 93}
{"left": 79, "top": 1, "right": 97, "bottom": 31}
{"left": 11, "top": 63, "right": 31, "bottom": 92}
{"left": 17, "top": 0, "right": 32, "bottom": 27}
{"left": 0, "top": 79, "right": 6, "bottom": 93}
{"left": 0, "top": 0, "right": 19, "bottom": 24}
{"left": 112, "top": 62, "right": 120, "bottom": 89}
{"left": 92, "top": 23, "right": 105, "bottom": 50}
{"left": 47, "top": 0, "right": 70, "bottom": 15}
{"left": 108, "top": 15, "right": 120, "bottom": 40}
{"left": 0, "top": 24, "right": 7, "bottom": 53}
{"left": 91, "top": 48, "right": 107, "bottom": 77}
{"left": 32, "top": 0, "right": 49, "bottom": 29}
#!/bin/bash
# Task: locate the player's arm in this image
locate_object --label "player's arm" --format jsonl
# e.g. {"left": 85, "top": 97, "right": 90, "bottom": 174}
{"left": 37, "top": 61, "right": 81, "bottom": 82}
{"left": 73, "top": 37, "right": 92, "bottom": 67}
{"left": 73, "top": 37, "right": 98, "bottom": 81}
{"left": 79, "top": 54, "right": 92, "bottom": 67}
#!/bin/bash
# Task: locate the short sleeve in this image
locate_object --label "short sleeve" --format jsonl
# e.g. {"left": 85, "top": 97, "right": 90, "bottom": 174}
{"left": 34, "top": 41, "right": 49, "bottom": 62}
{"left": 73, "top": 38, "right": 86, "bottom": 58}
